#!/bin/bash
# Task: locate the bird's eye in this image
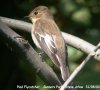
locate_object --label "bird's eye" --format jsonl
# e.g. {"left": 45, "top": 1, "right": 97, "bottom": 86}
{"left": 34, "top": 11, "right": 38, "bottom": 15}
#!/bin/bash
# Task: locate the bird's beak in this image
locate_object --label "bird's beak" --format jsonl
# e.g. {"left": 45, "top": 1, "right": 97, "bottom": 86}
{"left": 24, "top": 15, "right": 30, "bottom": 18}
{"left": 24, "top": 13, "right": 33, "bottom": 18}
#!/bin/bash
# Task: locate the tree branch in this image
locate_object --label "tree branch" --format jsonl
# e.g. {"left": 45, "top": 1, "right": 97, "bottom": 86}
{"left": 60, "top": 43, "right": 100, "bottom": 90}
{"left": 0, "top": 16, "right": 100, "bottom": 61}
{"left": 0, "top": 21, "right": 61, "bottom": 86}
{"left": 0, "top": 16, "right": 31, "bottom": 33}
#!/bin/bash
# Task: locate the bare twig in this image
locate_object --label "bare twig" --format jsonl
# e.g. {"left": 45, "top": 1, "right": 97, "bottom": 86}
{"left": 0, "top": 21, "right": 61, "bottom": 86}
{"left": 0, "top": 16, "right": 100, "bottom": 61}
{"left": 0, "top": 16, "right": 31, "bottom": 33}
{"left": 60, "top": 43, "right": 100, "bottom": 90}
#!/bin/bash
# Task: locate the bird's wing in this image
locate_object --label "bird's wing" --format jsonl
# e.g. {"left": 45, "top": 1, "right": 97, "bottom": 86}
{"left": 34, "top": 30, "right": 60, "bottom": 67}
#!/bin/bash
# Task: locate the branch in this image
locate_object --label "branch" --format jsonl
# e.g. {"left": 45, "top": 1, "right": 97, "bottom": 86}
{"left": 0, "top": 21, "right": 61, "bottom": 86}
{"left": 60, "top": 43, "right": 100, "bottom": 90}
{"left": 0, "top": 16, "right": 100, "bottom": 61}
{"left": 0, "top": 16, "right": 31, "bottom": 33}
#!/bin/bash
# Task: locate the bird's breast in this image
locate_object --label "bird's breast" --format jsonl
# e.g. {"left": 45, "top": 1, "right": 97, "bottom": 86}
{"left": 31, "top": 24, "right": 41, "bottom": 49}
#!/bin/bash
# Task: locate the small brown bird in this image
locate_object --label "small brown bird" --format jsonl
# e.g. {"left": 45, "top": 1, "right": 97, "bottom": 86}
{"left": 28, "top": 6, "right": 70, "bottom": 81}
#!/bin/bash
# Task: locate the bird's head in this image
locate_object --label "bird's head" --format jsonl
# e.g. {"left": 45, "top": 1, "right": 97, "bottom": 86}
{"left": 27, "top": 6, "right": 53, "bottom": 23}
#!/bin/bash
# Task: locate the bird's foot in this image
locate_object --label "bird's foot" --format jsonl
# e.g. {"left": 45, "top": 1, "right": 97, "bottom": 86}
{"left": 38, "top": 51, "right": 45, "bottom": 62}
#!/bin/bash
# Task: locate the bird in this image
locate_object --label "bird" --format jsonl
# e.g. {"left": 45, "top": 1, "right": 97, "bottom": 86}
{"left": 27, "top": 6, "right": 70, "bottom": 81}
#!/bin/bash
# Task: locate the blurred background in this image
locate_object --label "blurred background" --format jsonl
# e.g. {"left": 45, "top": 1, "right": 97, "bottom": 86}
{"left": 0, "top": 0, "right": 100, "bottom": 90}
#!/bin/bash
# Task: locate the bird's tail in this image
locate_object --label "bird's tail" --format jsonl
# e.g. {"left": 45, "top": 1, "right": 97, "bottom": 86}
{"left": 49, "top": 53, "right": 70, "bottom": 81}
{"left": 60, "top": 62, "right": 70, "bottom": 81}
